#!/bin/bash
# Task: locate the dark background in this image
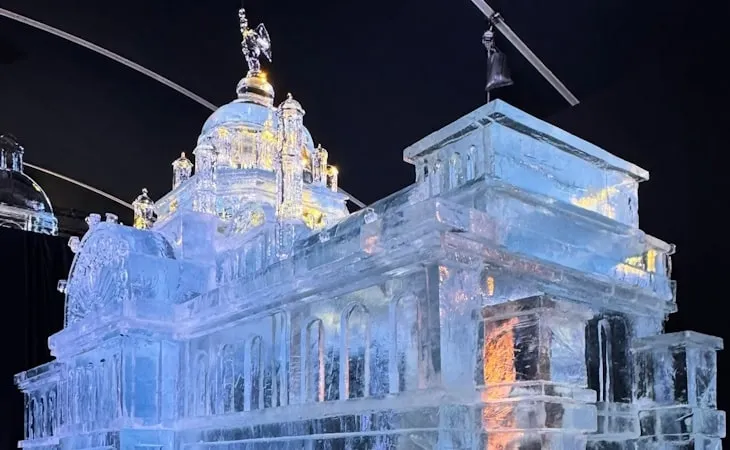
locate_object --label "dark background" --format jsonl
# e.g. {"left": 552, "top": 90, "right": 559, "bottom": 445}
{"left": 0, "top": 0, "right": 727, "bottom": 448}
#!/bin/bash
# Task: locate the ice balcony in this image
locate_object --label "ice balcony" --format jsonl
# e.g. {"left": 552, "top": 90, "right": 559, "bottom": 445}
{"left": 404, "top": 100, "right": 648, "bottom": 229}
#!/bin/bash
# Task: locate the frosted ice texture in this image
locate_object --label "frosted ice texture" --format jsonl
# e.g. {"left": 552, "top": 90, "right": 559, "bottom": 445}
{"left": 15, "top": 99, "right": 724, "bottom": 450}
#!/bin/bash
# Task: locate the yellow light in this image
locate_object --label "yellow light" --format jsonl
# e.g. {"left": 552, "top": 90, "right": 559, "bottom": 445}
{"left": 570, "top": 187, "right": 618, "bottom": 219}
{"left": 439, "top": 266, "right": 449, "bottom": 283}
{"left": 486, "top": 276, "right": 495, "bottom": 296}
{"left": 646, "top": 248, "right": 657, "bottom": 273}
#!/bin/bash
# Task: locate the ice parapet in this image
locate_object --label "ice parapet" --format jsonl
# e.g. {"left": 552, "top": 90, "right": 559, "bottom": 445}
{"left": 15, "top": 9, "right": 723, "bottom": 450}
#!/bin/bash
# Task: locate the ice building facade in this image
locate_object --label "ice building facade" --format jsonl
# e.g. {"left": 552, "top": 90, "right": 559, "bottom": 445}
{"left": 15, "top": 9, "right": 724, "bottom": 450}
{"left": 0, "top": 134, "right": 58, "bottom": 234}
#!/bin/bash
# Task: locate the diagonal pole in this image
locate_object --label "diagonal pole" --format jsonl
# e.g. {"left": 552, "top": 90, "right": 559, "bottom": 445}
{"left": 468, "top": 0, "right": 580, "bottom": 106}
{"left": 0, "top": 7, "right": 368, "bottom": 209}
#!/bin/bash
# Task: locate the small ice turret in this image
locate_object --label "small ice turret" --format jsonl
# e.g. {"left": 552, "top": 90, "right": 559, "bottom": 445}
{"left": 132, "top": 188, "right": 156, "bottom": 230}
{"left": 275, "top": 93, "right": 305, "bottom": 257}
{"left": 327, "top": 165, "right": 338, "bottom": 192}
{"left": 313, "top": 144, "right": 328, "bottom": 185}
{"left": 276, "top": 93, "right": 305, "bottom": 222}
{"left": 172, "top": 152, "right": 193, "bottom": 189}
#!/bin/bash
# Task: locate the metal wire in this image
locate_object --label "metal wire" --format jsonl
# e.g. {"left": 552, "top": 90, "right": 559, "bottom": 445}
{"left": 0, "top": 8, "right": 218, "bottom": 111}
{"left": 1, "top": 7, "right": 368, "bottom": 209}
{"left": 24, "top": 161, "right": 134, "bottom": 210}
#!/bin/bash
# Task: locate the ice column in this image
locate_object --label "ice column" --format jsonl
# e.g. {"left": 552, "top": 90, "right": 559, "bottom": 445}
{"left": 313, "top": 144, "right": 328, "bottom": 185}
{"left": 172, "top": 152, "right": 193, "bottom": 189}
{"left": 631, "top": 331, "right": 726, "bottom": 448}
{"left": 327, "top": 165, "right": 338, "bottom": 192}
{"left": 193, "top": 142, "right": 217, "bottom": 215}
{"left": 477, "top": 296, "right": 597, "bottom": 450}
{"left": 275, "top": 93, "right": 305, "bottom": 258}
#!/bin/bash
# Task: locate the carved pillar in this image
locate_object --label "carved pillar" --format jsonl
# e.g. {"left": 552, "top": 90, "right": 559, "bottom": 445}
{"left": 477, "top": 295, "right": 597, "bottom": 450}
{"left": 631, "top": 331, "right": 725, "bottom": 449}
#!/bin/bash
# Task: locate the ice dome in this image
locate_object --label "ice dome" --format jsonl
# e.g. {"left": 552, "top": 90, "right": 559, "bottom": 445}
{"left": 0, "top": 134, "right": 57, "bottom": 234}
{"left": 0, "top": 169, "right": 53, "bottom": 213}
{"left": 199, "top": 100, "right": 273, "bottom": 137}
{"left": 197, "top": 73, "right": 316, "bottom": 153}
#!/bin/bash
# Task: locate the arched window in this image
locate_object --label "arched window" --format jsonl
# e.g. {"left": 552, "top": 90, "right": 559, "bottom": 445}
{"left": 28, "top": 397, "right": 36, "bottom": 439}
{"left": 449, "top": 153, "right": 463, "bottom": 188}
{"left": 233, "top": 346, "right": 246, "bottom": 412}
{"left": 390, "top": 297, "right": 411, "bottom": 394}
{"left": 74, "top": 367, "right": 84, "bottom": 425}
{"left": 221, "top": 345, "right": 235, "bottom": 413}
{"left": 466, "top": 145, "right": 477, "bottom": 180}
{"left": 303, "top": 319, "right": 325, "bottom": 402}
{"left": 597, "top": 319, "right": 613, "bottom": 403}
{"left": 430, "top": 160, "right": 443, "bottom": 195}
{"left": 47, "top": 390, "right": 56, "bottom": 437}
{"left": 245, "top": 244, "right": 257, "bottom": 276}
{"left": 341, "top": 304, "right": 371, "bottom": 399}
{"left": 193, "top": 352, "right": 208, "bottom": 416}
{"left": 586, "top": 315, "right": 631, "bottom": 403}
{"left": 270, "top": 312, "right": 287, "bottom": 408}
{"left": 67, "top": 370, "right": 76, "bottom": 426}
{"left": 84, "top": 364, "right": 95, "bottom": 425}
{"left": 38, "top": 396, "right": 46, "bottom": 438}
{"left": 249, "top": 337, "right": 263, "bottom": 410}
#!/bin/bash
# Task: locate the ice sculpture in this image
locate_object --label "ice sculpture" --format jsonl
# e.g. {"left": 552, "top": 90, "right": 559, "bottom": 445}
{"left": 0, "top": 134, "right": 58, "bottom": 234}
{"left": 15, "top": 8, "right": 724, "bottom": 450}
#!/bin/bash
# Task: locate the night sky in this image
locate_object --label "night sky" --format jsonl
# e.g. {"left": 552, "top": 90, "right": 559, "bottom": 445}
{"left": 0, "top": 0, "right": 728, "bottom": 434}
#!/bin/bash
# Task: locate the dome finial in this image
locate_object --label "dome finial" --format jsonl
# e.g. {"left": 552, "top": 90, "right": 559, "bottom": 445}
{"left": 234, "top": 8, "right": 275, "bottom": 106}
{"left": 280, "top": 92, "right": 305, "bottom": 114}
{"left": 239, "top": 8, "right": 271, "bottom": 76}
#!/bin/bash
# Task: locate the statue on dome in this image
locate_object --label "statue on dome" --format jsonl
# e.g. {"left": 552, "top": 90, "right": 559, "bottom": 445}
{"left": 239, "top": 8, "right": 271, "bottom": 75}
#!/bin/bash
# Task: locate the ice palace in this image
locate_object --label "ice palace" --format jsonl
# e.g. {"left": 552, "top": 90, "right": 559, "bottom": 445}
{"left": 15, "top": 9, "right": 725, "bottom": 450}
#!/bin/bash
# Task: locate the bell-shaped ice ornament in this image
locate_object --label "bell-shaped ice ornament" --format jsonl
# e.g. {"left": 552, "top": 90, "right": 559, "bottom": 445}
{"left": 486, "top": 49, "right": 514, "bottom": 92}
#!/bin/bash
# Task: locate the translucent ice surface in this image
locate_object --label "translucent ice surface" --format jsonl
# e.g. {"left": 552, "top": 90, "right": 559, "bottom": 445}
{"left": 14, "top": 13, "right": 724, "bottom": 450}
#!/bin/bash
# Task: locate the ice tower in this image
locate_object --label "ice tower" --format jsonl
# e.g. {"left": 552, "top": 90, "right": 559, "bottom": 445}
{"left": 15, "top": 9, "right": 724, "bottom": 450}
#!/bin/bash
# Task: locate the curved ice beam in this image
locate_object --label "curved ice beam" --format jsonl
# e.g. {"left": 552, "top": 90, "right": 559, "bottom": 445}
{"left": 0, "top": 7, "right": 218, "bottom": 111}
{"left": 24, "top": 162, "right": 134, "bottom": 210}
{"left": 0, "top": 7, "right": 367, "bottom": 209}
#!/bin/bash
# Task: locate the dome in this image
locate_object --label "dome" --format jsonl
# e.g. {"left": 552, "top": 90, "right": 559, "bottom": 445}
{"left": 198, "top": 95, "right": 317, "bottom": 152}
{"left": 280, "top": 93, "right": 305, "bottom": 113}
{"left": 0, "top": 163, "right": 53, "bottom": 213}
{"left": 200, "top": 100, "right": 274, "bottom": 138}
